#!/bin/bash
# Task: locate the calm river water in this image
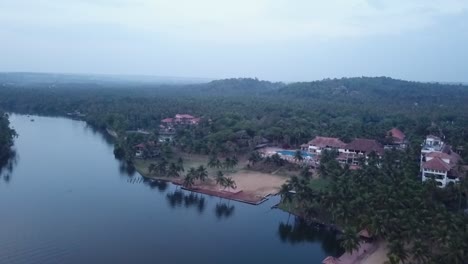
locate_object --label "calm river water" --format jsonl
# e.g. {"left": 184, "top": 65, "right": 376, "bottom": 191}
{"left": 0, "top": 114, "right": 341, "bottom": 264}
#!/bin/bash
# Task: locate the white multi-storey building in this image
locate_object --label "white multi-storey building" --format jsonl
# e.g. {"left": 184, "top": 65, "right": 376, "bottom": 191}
{"left": 420, "top": 135, "right": 462, "bottom": 187}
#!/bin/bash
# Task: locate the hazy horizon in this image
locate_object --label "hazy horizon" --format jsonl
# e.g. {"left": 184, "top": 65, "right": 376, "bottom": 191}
{"left": 2, "top": 71, "right": 468, "bottom": 85}
{"left": 1, "top": 1, "right": 468, "bottom": 83}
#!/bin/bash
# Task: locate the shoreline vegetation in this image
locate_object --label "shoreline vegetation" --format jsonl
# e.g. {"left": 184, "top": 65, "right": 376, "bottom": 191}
{"left": 0, "top": 112, "right": 16, "bottom": 162}
{"left": 0, "top": 112, "right": 17, "bottom": 183}
{"left": 1, "top": 75, "right": 468, "bottom": 263}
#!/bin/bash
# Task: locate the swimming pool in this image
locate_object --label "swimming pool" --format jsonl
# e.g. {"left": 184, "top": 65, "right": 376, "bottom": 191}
{"left": 276, "top": 150, "right": 314, "bottom": 158}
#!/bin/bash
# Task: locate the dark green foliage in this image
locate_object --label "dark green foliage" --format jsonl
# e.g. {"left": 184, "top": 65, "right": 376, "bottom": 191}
{"left": 0, "top": 113, "right": 16, "bottom": 162}
{"left": 288, "top": 149, "right": 468, "bottom": 263}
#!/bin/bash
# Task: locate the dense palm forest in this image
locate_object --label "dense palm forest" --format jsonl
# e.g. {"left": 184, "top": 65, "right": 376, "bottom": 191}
{"left": 0, "top": 112, "right": 16, "bottom": 162}
{"left": 280, "top": 149, "right": 468, "bottom": 263}
{"left": 1, "top": 74, "right": 468, "bottom": 160}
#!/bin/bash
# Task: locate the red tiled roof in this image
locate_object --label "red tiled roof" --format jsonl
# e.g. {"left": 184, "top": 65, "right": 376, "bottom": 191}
{"left": 426, "top": 152, "right": 453, "bottom": 161}
{"left": 308, "top": 136, "right": 346, "bottom": 149}
{"left": 134, "top": 143, "right": 146, "bottom": 148}
{"left": 423, "top": 157, "right": 451, "bottom": 171}
{"left": 388, "top": 128, "right": 405, "bottom": 141}
{"left": 346, "top": 138, "right": 384, "bottom": 155}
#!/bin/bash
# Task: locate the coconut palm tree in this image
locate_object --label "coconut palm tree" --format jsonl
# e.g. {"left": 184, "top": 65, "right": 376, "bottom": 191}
{"left": 183, "top": 174, "right": 195, "bottom": 189}
{"left": 299, "top": 166, "right": 312, "bottom": 178}
{"left": 155, "top": 158, "right": 168, "bottom": 176}
{"left": 248, "top": 151, "right": 262, "bottom": 165}
{"left": 215, "top": 171, "right": 225, "bottom": 188}
{"left": 340, "top": 227, "right": 360, "bottom": 254}
{"left": 388, "top": 241, "right": 408, "bottom": 264}
{"left": 223, "top": 157, "right": 232, "bottom": 170}
{"left": 231, "top": 156, "right": 238, "bottom": 168}
{"left": 196, "top": 165, "right": 208, "bottom": 182}
{"left": 294, "top": 150, "right": 304, "bottom": 163}
{"left": 214, "top": 158, "right": 223, "bottom": 169}
{"left": 279, "top": 183, "right": 293, "bottom": 203}
{"left": 148, "top": 163, "right": 156, "bottom": 175}
{"left": 208, "top": 155, "right": 218, "bottom": 168}
{"left": 411, "top": 239, "right": 429, "bottom": 264}
{"left": 186, "top": 167, "right": 197, "bottom": 177}
{"left": 222, "top": 177, "right": 237, "bottom": 190}
{"left": 177, "top": 157, "right": 184, "bottom": 172}
{"left": 167, "top": 162, "right": 180, "bottom": 178}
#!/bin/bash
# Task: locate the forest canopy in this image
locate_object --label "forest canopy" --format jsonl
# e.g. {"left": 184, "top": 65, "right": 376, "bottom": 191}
{"left": 0, "top": 75, "right": 467, "bottom": 159}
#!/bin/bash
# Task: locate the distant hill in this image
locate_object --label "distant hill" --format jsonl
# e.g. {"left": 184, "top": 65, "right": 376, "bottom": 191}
{"left": 277, "top": 76, "right": 468, "bottom": 106}
{"left": 193, "top": 78, "right": 284, "bottom": 95}
{"left": 0, "top": 72, "right": 211, "bottom": 87}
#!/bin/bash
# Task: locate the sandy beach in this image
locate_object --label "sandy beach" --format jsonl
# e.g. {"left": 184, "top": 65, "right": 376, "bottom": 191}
{"left": 358, "top": 241, "right": 388, "bottom": 264}
{"left": 134, "top": 156, "right": 289, "bottom": 204}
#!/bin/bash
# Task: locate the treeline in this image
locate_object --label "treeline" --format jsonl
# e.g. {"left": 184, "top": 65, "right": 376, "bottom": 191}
{"left": 0, "top": 75, "right": 468, "bottom": 159}
{"left": 0, "top": 112, "right": 16, "bottom": 162}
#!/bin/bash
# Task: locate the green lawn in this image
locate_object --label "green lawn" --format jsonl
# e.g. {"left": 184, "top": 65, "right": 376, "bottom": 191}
{"left": 308, "top": 177, "right": 331, "bottom": 191}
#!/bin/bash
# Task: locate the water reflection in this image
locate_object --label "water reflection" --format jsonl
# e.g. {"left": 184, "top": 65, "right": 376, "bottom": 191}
{"left": 277, "top": 216, "right": 343, "bottom": 257}
{"left": 83, "top": 124, "right": 115, "bottom": 145}
{"left": 143, "top": 179, "right": 169, "bottom": 192}
{"left": 118, "top": 160, "right": 137, "bottom": 176}
{"left": 0, "top": 150, "right": 18, "bottom": 183}
{"left": 215, "top": 201, "right": 235, "bottom": 219}
{"left": 166, "top": 189, "right": 206, "bottom": 213}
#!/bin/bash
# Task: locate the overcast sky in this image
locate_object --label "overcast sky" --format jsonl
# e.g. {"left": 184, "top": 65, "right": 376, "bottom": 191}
{"left": 1, "top": 0, "right": 467, "bottom": 82}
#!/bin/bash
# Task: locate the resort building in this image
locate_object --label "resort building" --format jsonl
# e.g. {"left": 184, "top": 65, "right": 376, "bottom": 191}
{"left": 420, "top": 135, "right": 463, "bottom": 187}
{"left": 339, "top": 138, "right": 384, "bottom": 166}
{"left": 301, "top": 136, "right": 384, "bottom": 167}
{"left": 301, "top": 136, "right": 346, "bottom": 154}
{"left": 161, "top": 114, "right": 200, "bottom": 127}
{"left": 134, "top": 141, "right": 159, "bottom": 159}
{"left": 384, "top": 128, "right": 408, "bottom": 150}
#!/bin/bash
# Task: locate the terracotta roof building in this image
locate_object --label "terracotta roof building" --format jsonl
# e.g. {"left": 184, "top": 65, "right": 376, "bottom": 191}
{"left": 385, "top": 128, "right": 408, "bottom": 150}
{"left": 160, "top": 114, "right": 200, "bottom": 126}
{"left": 388, "top": 128, "right": 406, "bottom": 142}
{"left": 302, "top": 136, "right": 346, "bottom": 154}
{"left": 421, "top": 135, "right": 464, "bottom": 187}
{"left": 345, "top": 138, "right": 384, "bottom": 156}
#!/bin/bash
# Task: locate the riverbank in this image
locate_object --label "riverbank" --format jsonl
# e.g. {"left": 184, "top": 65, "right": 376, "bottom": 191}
{"left": 134, "top": 156, "right": 289, "bottom": 205}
